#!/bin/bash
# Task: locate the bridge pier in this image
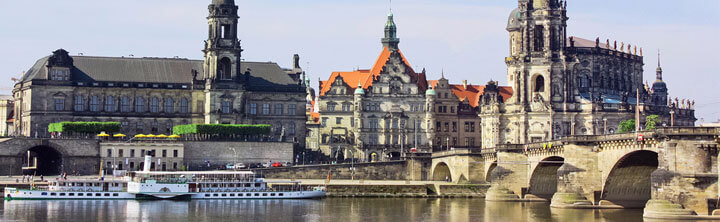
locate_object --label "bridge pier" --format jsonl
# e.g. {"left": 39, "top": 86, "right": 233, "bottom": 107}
{"left": 550, "top": 143, "right": 597, "bottom": 208}
{"left": 643, "top": 128, "right": 720, "bottom": 219}
{"left": 486, "top": 149, "right": 530, "bottom": 201}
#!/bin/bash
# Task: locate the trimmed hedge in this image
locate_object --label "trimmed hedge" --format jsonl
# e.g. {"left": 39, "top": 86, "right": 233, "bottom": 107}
{"left": 173, "top": 124, "right": 271, "bottom": 136}
{"left": 48, "top": 122, "right": 121, "bottom": 133}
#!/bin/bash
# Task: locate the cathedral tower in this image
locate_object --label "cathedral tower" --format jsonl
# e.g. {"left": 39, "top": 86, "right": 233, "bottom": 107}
{"left": 506, "top": 0, "right": 567, "bottom": 106}
{"left": 381, "top": 12, "right": 400, "bottom": 51}
{"left": 203, "top": 0, "right": 243, "bottom": 84}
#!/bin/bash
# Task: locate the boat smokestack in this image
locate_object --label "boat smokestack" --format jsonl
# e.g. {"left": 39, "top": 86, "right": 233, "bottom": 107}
{"left": 143, "top": 155, "right": 152, "bottom": 172}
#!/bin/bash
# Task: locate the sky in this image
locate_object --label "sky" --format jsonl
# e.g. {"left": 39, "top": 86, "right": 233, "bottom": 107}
{"left": 0, "top": 0, "right": 718, "bottom": 123}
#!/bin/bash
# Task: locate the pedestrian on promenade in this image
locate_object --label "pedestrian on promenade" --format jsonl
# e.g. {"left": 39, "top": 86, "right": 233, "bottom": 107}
{"left": 40, "top": 175, "right": 44, "bottom": 182}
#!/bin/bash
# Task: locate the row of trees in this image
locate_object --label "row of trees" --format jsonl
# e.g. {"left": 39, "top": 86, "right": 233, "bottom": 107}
{"left": 173, "top": 124, "right": 271, "bottom": 141}
{"left": 618, "top": 115, "right": 660, "bottom": 133}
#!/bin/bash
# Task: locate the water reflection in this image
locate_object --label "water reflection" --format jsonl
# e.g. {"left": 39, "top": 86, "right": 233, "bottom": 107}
{"left": 3, "top": 198, "right": 698, "bottom": 222}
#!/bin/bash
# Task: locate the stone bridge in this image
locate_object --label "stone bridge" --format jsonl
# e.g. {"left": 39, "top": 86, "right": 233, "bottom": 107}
{"left": 429, "top": 127, "right": 720, "bottom": 218}
{"left": 0, "top": 138, "right": 100, "bottom": 176}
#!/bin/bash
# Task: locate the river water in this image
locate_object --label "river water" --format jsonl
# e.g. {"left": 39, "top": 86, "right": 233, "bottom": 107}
{"left": 0, "top": 198, "right": 704, "bottom": 222}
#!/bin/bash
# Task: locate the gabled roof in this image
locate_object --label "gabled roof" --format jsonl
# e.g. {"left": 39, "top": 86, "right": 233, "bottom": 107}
{"left": 319, "top": 47, "right": 425, "bottom": 96}
{"left": 428, "top": 80, "right": 514, "bottom": 108}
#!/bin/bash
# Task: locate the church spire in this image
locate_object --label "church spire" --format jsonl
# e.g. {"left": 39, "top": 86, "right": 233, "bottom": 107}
{"left": 381, "top": 9, "right": 400, "bottom": 50}
{"left": 656, "top": 50, "right": 663, "bottom": 81}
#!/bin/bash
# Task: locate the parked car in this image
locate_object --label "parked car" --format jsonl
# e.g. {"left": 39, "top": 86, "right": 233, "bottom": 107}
{"left": 225, "top": 164, "right": 235, "bottom": 170}
{"left": 272, "top": 162, "right": 283, "bottom": 168}
{"left": 249, "top": 163, "right": 264, "bottom": 169}
{"left": 235, "top": 163, "right": 247, "bottom": 169}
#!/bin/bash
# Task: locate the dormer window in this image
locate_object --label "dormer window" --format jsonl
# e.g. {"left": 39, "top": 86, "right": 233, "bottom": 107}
{"left": 50, "top": 69, "right": 70, "bottom": 80}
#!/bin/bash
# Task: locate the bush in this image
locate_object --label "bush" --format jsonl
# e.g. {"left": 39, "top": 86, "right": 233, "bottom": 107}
{"left": 645, "top": 115, "right": 660, "bottom": 131}
{"left": 48, "top": 122, "right": 121, "bottom": 133}
{"left": 172, "top": 124, "right": 271, "bottom": 136}
{"left": 618, "top": 119, "right": 635, "bottom": 133}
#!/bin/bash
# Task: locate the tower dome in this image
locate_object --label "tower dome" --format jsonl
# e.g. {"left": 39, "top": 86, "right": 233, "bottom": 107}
{"left": 506, "top": 8, "right": 522, "bottom": 31}
{"left": 425, "top": 88, "right": 436, "bottom": 96}
{"left": 355, "top": 83, "right": 365, "bottom": 95}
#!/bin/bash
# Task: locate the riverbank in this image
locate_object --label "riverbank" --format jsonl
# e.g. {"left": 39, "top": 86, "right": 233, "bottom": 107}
{"left": 266, "top": 179, "right": 490, "bottom": 198}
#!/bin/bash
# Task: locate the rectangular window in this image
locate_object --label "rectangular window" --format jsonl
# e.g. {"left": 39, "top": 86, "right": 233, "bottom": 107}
{"left": 327, "top": 103, "right": 336, "bottom": 112}
{"left": 54, "top": 99, "right": 65, "bottom": 111}
{"left": 130, "top": 162, "right": 135, "bottom": 170}
{"left": 336, "top": 117, "right": 342, "bottom": 125}
{"left": 287, "top": 104, "right": 296, "bottom": 115}
{"left": 450, "top": 106, "right": 455, "bottom": 113}
{"left": 162, "top": 150, "right": 167, "bottom": 158}
{"left": 262, "top": 104, "right": 270, "bottom": 115}
{"left": 452, "top": 122, "right": 457, "bottom": 132}
{"left": 436, "top": 122, "right": 441, "bottom": 132}
{"left": 118, "top": 149, "right": 124, "bottom": 157}
{"left": 74, "top": 95, "right": 84, "bottom": 111}
{"left": 221, "top": 101, "right": 231, "bottom": 114}
{"left": 107, "top": 149, "right": 112, "bottom": 157}
{"left": 321, "top": 118, "right": 328, "bottom": 127}
{"left": 274, "top": 104, "right": 283, "bottom": 115}
{"left": 250, "top": 103, "right": 257, "bottom": 115}
{"left": 470, "top": 122, "right": 476, "bottom": 132}
{"left": 173, "top": 150, "right": 178, "bottom": 158}
{"left": 130, "top": 149, "right": 135, "bottom": 157}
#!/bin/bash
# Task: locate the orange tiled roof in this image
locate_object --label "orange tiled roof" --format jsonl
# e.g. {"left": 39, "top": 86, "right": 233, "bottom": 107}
{"left": 428, "top": 80, "right": 514, "bottom": 107}
{"left": 319, "top": 47, "right": 425, "bottom": 96}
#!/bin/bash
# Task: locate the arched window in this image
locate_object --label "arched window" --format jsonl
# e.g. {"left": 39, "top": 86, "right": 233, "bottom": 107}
{"left": 105, "top": 96, "right": 115, "bottom": 112}
{"left": 534, "top": 75, "right": 545, "bottom": 92}
{"left": 120, "top": 96, "right": 131, "bottom": 112}
{"left": 164, "top": 98, "right": 174, "bottom": 113}
{"left": 150, "top": 97, "right": 160, "bottom": 113}
{"left": 135, "top": 97, "right": 145, "bottom": 113}
{"left": 218, "top": 58, "right": 232, "bottom": 80}
{"left": 180, "top": 98, "right": 189, "bottom": 113}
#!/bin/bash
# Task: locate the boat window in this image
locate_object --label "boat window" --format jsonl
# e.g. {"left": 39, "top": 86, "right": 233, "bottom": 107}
{"left": 279, "top": 193, "right": 284, "bottom": 196}
{"left": 238, "top": 193, "right": 244, "bottom": 197}
{"left": 78, "top": 193, "right": 84, "bottom": 196}
{"left": 255, "top": 183, "right": 261, "bottom": 187}
{"left": 213, "top": 194, "right": 218, "bottom": 197}
{"left": 69, "top": 193, "right": 75, "bottom": 196}
{"left": 60, "top": 193, "right": 66, "bottom": 196}
{"left": 229, "top": 194, "right": 235, "bottom": 197}
{"left": 262, "top": 193, "right": 267, "bottom": 196}
{"left": 254, "top": 193, "right": 259, "bottom": 196}
{"left": 104, "top": 193, "right": 110, "bottom": 197}
{"left": 271, "top": 193, "right": 276, "bottom": 196}
{"left": 51, "top": 193, "right": 57, "bottom": 196}
{"left": 95, "top": 193, "right": 101, "bottom": 196}
{"left": 221, "top": 194, "right": 227, "bottom": 197}
{"left": 113, "top": 193, "right": 119, "bottom": 197}
{"left": 205, "top": 194, "right": 210, "bottom": 197}
{"left": 41, "top": 192, "right": 48, "bottom": 196}
{"left": 87, "top": 193, "right": 92, "bottom": 196}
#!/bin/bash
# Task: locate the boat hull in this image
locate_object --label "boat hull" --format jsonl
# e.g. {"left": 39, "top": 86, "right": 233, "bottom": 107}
{"left": 5, "top": 189, "right": 325, "bottom": 200}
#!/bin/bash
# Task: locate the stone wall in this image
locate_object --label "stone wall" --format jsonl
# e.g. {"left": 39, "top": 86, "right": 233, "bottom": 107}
{"left": 0, "top": 138, "right": 99, "bottom": 175}
{"left": 183, "top": 141, "right": 293, "bottom": 170}
{"left": 255, "top": 161, "right": 411, "bottom": 180}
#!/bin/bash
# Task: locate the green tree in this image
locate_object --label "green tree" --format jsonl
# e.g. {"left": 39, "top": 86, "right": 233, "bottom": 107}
{"left": 645, "top": 115, "right": 660, "bottom": 131}
{"left": 618, "top": 119, "right": 636, "bottom": 133}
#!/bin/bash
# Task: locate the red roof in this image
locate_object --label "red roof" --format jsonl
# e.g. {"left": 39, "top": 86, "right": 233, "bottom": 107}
{"left": 319, "top": 47, "right": 426, "bottom": 96}
{"left": 428, "top": 80, "right": 514, "bottom": 108}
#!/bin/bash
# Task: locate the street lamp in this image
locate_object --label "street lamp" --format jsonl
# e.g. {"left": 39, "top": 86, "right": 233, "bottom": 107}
{"left": 669, "top": 110, "right": 675, "bottom": 127}
{"left": 446, "top": 137, "right": 450, "bottom": 151}
{"left": 228, "top": 147, "right": 237, "bottom": 170}
{"left": 345, "top": 148, "right": 355, "bottom": 181}
{"left": 603, "top": 118, "right": 608, "bottom": 135}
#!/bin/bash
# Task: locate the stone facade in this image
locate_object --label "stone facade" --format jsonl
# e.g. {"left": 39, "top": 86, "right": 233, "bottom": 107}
{"left": 479, "top": 0, "right": 696, "bottom": 148}
{"left": 100, "top": 142, "right": 184, "bottom": 171}
{"left": 11, "top": 0, "right": 307, "bottom": 146}
{"left": 0, "top": 96, "right": 13, "bottom": 136}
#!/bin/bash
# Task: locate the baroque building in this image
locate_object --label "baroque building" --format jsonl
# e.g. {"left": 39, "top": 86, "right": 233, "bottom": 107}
{"left": 12, "top": 0, "right": 308, "bottom": 145}
{"left": 479, "top": 0, "right": 696, "bottom": 147}
{"left": 310, "top": 13, "right": 513, "bottom": 161}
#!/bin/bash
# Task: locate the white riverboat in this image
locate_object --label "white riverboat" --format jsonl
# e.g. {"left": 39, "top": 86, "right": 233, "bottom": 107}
{"left": 4, "top": 179, "right": 135, "bottom": 200}
{"left": 127, "top": 171, "right": 325, "bottom": 200}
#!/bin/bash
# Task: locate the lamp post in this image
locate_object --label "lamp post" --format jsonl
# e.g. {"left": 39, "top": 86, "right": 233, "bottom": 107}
{"left": 345, "top": 148, "right": 355, "bottom": 181}
{"left": 603, "top": 118, "right": 608, "bottom": 135}
{"left": 446, "top": 137, "right": 450, "bottom": 151}
{"left": 669, "top": 110, "right": 675, "bottom": 127}
{"left": 228, "top": 147, "right": 237, "bottom": 170}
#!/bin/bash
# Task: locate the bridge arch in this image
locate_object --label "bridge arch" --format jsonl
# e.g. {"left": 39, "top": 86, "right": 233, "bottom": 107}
{"left": 601, "top": 150, "right": 658, "bottom": 208}
{"left": 485, "top": 160, "right": 497, "bottom": 182}
{"left": 432, "top": 162, "right": 453, "bottom": 181}
{"left": 528, "top": 156, "right": 564, "bottom": 200}
{"left": 23, "top": 145, "right": 64, "bottom": 176}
